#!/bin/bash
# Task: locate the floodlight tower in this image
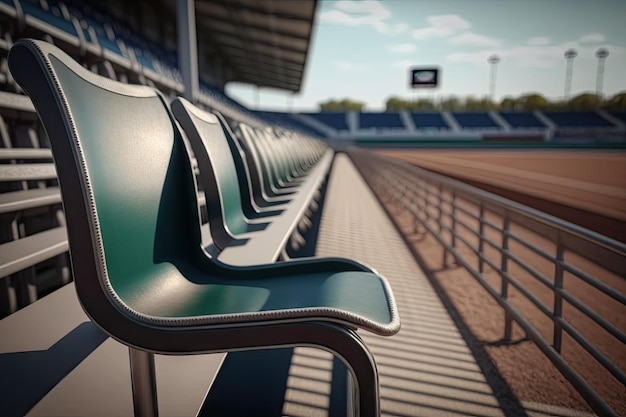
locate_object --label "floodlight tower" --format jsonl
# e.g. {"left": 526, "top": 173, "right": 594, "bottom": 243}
{"left": 595, "top": 48, "right": 609, "bottom": 96}
{"left": 488, "top": 54, "right": 500, "bottom": 101}
{"left": 563, "top": 48, "right": 577, "bottom": 100}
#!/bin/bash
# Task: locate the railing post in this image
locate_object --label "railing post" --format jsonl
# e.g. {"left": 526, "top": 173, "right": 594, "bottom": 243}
{"left": 408, "top": 176, "right": 420, "bottom": 235}
{"left": 478, "top": 202, "right": 485, "bottom": 273}
{"left": 450, "top": 190, "right": 457, "bottom": 265}
{"left": 500, "top": 214, "right": 512, "bottom": 341}
{"left": 417, "top": 178, "right": 426, "bottom": 225}
{"left": 129, "top": 348, "right": 159, "bottom": 417}
{"left": 437, "top": 184, "right": 447, "bottom": 266}
{"left": 424, "top": 183, "right": 431, "bottom": 229}
{"left": 553, "top": 237, "right": 565, "bottom": 353}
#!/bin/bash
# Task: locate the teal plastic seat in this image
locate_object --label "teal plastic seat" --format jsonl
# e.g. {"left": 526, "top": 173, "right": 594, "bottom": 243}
{"left": 9, "top": 39, "right": 399, "bottom": 416}
{"left": 172, "top": 98, "right": 326, "bottom": 254}
{"left": 205, "top": 111, "right": 286, "bottom": 219}
{"left": 173, "top": 98, "right": 331, "bottom": 263}
{"left": 216, "top": 112, "right": 293, "bottom": 211}
{"left": 239, "top": 123, "right": 301, "bottom": 198}
{"left": 172, "top": 98, "right": 269, "bottom": 250}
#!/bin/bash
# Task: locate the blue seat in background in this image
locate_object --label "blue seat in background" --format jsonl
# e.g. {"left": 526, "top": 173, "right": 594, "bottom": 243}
{"left": 499, "top": 111, "right": 546, "bottom": 128}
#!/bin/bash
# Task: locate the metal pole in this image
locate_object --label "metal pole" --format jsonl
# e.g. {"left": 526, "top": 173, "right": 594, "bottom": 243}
{"left": 451, "top": 191, "right": 457, "bottom": 251}
{"left": 478, "top": 202, "right": 485, "bottom": 273}
{"left": 595, "top": 48, "right": 609, "bottom": 96}
{"left": 500, "top": 215, "right": 512, "bottom": 341}
{"left": 488, "top": 55, "right": 500, "bottom": 101}
{"left": 437, "top": 184, "right": 447, "bottom": 266}
{"left": 564, "top": 49, "right": 577, "bottom": 100}
{"left": 553, "top": 238, "right": 565, "bottom": 353}
{"left": 176, "top": 0, "right": 198, "bottom": 102}
{"left": 129, "top": 348, "right": 158, "bottom": 417}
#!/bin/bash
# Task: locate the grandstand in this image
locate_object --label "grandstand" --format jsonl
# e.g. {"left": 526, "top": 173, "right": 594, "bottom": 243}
{"left": 358, "top": 112, "right": 405, "bottom": 130}
{"left": 410, "top": 111, "right": 451, "bottom": 131}
{"left": 543, "top": 111, "right": 616, "bottom": 128}
{"left": 254, "top": 107, "right": 624, "bottom": 143}
{"left": 0, "top": 1, "right": 624, "bottom": 417}
{"left": 301, "top": 111, "right": 350, "bottom": 132}
{"left": 610, "top": 110, "right": 626, "bottom": 124}
{"left": 293, "top": 109, "right": 625, "bottom": 142}
{"left": 498, "top": 111, "right": 546, "bottom": 129}
{"left": 451, "top": 111, "right": 500, "bottom": 129}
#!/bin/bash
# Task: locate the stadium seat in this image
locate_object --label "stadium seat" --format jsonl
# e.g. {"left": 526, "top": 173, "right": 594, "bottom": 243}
{"left": 451, "top": 111, "right": 500, "bottom": 129}
{"left": 173, "top": 97, "right": 332, "bottom": 263}
{"left": 543, "top": 111, "right": 615, "bottom": 128}
{"left": 303, "top": 111, "right": 350, "bottom": 131}
{"left": 208, "top": 112, "right": 287, "bottom": 218}
{"left": 499, "top": 111, "right": 546, "bottom": 129}
{"left": 609, "top": 110, "right": 626, "bottom": 124}
{"left": 9, "top": 39, "right": 399, "bottom": 417}
{"left": 172, "top": 97, "right": 272, "bottom": 250}
{"left": 359, "top": 112, "right": 405, "bottom": 130}
{"left": 410, "top": 112, "right": 450, "bottom": 130}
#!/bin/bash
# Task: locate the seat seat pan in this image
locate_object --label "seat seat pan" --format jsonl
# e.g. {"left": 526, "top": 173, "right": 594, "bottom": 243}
{"left": 115, "top": 261, "right": 397, "bottom": 336}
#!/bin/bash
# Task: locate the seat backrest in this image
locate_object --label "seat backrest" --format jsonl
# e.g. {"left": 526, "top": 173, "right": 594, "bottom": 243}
{"left": 171, "top": 97, "right": 247, "bottom": 250}
{"left": 238, "top": 123, "right": 278, "bottom": 196}
{"left": 255, "top": 128, "right": 290, "bottom": 187}
{"left": 8, "top": 39, "right": 202, "bottom": 328}
{"left": 211, "top": 111, "right": 278, "bottom": 216}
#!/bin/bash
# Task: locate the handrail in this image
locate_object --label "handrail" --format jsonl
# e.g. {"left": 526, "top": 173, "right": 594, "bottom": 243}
{"left": 348, "top": 147, "right": 625, "bottom": 417}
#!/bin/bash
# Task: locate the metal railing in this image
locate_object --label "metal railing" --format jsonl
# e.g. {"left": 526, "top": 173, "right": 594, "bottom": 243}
{"left": 348, "top": 148, "right": 626, "bottom": 417}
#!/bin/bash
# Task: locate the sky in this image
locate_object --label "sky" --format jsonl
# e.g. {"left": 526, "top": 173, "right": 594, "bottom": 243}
{"left": 226, "top": 0, "right": 626, "bottom": 112}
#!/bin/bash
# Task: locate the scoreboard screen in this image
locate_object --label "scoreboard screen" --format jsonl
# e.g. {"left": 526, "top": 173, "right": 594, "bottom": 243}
{"left": 410, "top": 67, "right": 440, "bottom": 88}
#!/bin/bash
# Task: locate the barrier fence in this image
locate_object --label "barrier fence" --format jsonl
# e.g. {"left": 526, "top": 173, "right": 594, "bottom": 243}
{"left": 348, "top": 147, "right": 626, "bottom": 417}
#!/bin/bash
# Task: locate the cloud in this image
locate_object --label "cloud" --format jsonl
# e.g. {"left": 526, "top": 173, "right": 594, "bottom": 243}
{"left": 411, "top": 14, "right": 470, "bottom": 39}
{"left": 319, "top": 0, "right": 406, "bottom": 34}
{"left": 388, "top": 22, "right": 409, "bottom": 35}
{"left": 579, "top": 33, "right": 606, "bottom": 44}
{"left": 450, "top": 32, "right": 502, "bottom": 48}
{"left": 392, "top": 60, "right": 415, "bottom": 68}
{"left": 526, "top": 36, "right": 551, "bottom": 46}
{"left": 333, "top": 0, "right": 390, "bottom": 18}
{"left": 411, "top": 14, "right": 498, "bottom": 48}
{"left": 334, "top": 60, "right": 369, "bottom": 72}
{"left": 335, "top": 60, "right": 354, "bottom": 71}
{"left": 388, "top": 43, "right": 417, "bottom": 54}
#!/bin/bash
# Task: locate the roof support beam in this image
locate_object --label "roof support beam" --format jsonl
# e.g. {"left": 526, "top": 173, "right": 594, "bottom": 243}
{"left": 199, "top": 16, "right": 310, "bottom": 42}
{"left": 177, "top": 0, "right": 199, "bottom": 101}
{"left": 198, "top": 0, "right": 314, "bottom": 23}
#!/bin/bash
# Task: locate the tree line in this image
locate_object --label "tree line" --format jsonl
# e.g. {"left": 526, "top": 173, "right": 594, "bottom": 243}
{"left": 318, "top": 91, "right": 626, "bottom": 112}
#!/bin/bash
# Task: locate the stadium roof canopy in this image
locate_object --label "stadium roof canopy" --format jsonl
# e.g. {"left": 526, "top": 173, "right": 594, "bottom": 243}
{"left": 193, "top": 0, "right": 317, "bottom": 92}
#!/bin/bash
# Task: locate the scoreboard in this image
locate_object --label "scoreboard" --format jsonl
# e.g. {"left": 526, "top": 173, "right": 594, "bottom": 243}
{"left": 410, "top": 67, "right": 440, "bottom": 88}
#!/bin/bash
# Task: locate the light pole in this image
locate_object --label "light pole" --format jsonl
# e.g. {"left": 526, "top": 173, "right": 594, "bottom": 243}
{"left": 563, "top": 48, "right": 577, "bottom": 100}
{"left": 595, "top": 48, "right": 609, "bottom": 96}
{"left": 488, "top": 54, "right": 500, "bottom": 101}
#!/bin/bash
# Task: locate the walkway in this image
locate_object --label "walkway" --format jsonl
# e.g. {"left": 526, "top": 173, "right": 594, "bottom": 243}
{"left": 299, "top": 153, "right": 506, "bottom": 417}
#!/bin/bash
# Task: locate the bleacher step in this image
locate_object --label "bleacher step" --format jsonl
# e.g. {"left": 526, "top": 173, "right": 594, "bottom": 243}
{"left": 0, "top": 283, "right": 225, "bottom": 417}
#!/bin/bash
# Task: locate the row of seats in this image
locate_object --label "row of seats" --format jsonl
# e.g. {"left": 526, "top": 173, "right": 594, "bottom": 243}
{"left": 1, "top": 0, "right": 183, "bottom": 93}
{"left": 0, "top": 0, "right": 323, "bottom": 141}
{"left": 297, "top": 110, "right": 625, "bottom": 132}
{"left": 0, "top": 0, "right": 331, "bottom": 319}
{"left": 252, "top": 109, "right": 326, "bottom": 138}
{"left": 2, "top": 38, "right": 398, "bottom": 416}
{"left": 0, "top": 56, "right": 331, "bottom": 319}
{"left": 302, "top": 111, "right": 350, "bottom": 131}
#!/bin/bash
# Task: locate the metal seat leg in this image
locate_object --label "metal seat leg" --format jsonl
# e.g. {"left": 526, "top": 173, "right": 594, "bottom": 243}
{"left": 129, "top": 348, "right": 159, "bottom": 417}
